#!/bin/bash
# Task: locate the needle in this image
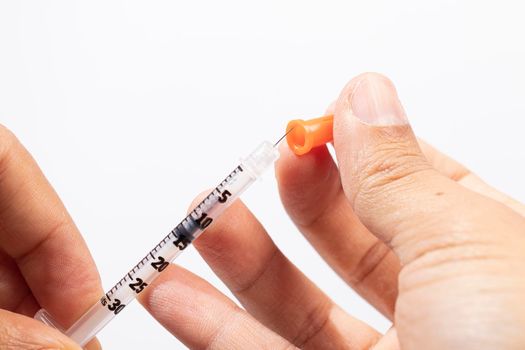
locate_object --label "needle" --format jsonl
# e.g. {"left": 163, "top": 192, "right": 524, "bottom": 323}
{"left": 273, "top": 127, "right": 293, "bottom": 147}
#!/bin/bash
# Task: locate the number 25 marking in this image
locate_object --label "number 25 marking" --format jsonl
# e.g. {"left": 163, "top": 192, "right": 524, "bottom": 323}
{"left": 129, "top": 278, "right": 148, "bottom": 293}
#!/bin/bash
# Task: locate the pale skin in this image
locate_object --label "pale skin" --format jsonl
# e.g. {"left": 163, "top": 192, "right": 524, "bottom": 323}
{"left": 0, "top": 73, "right": 524, "bottom": 349}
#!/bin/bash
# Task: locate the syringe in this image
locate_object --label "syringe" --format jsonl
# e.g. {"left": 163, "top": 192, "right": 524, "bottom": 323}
{"left": 34, "top": 139, "right": 282, "bottom": 347}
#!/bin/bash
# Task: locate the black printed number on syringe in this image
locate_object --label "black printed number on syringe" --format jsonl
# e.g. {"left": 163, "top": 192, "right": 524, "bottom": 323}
{"left": 173, "top": 235, "right": 191, "bottom": 250}
{"left": 195, "top": 213, "right": 213, "bottom": 229}
{"left": 102, "top": 187, "right": 236, "bottom": 315}
{"left": 218, "top": 190, "right": 232, "bottom": 203}
{"left": 129, "top": 278, "right": 148, "bottom": 293}
{"left": 151, "top": 256, "right": 169, "bottom": 272}
{"left": 102, "top": 298, "right": 125, "bottom": 315}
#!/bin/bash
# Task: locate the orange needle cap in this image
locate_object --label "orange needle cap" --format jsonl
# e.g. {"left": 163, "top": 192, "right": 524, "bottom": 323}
{"left": 286, "top": 115, "right": 334, "bottom": 155}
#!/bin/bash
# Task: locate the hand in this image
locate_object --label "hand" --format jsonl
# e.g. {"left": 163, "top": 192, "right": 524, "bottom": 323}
{"left": 139, "top": 73, "right": 525, "bottom": 349}
{"left": 0, "top": 127, "right": 103, "bottom": 349}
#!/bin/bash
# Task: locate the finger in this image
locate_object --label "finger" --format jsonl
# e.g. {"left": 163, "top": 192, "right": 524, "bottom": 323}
{"left": 419, "top": 139, "right": 525, "bottom": 216}
{"left": 0, "top": 125, "right": 103, "bottom": 327}
{"left": 275, "top": 143, "right": 399, "bottom": 318}
{"left": 139, "top": 264, "right": 297, "bottom": 350}
{"left": 190, "top": 196, "right": 381, "bottom": 349}
{"left": 0, "top": 309, "right": 81, "bottom": 350}
{"left": 332, "top": 72, "right": 524, "bottom": 264}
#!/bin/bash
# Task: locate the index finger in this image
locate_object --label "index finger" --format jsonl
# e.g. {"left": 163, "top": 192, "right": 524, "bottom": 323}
{"left": 0, "top": 125, "right": 103, "bottom": 327}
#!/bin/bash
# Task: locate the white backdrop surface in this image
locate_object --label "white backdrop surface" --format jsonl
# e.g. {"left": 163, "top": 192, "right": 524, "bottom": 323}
{"left": 1, "top": 1, "right": 524, "bottom": 348}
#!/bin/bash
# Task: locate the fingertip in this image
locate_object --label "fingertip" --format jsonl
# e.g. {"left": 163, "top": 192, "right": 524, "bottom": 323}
{"left": 140, "top": 266, "right": 197, "bottom": 320}
{"left": 138, "top": 265, "right": 199, "bottom": 315}
{"left": 138, "top": 264, "right": 239, "bottom": 350}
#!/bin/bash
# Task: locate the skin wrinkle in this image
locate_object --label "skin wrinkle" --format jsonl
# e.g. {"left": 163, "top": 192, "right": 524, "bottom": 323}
{"left": 291, "top": 299, "right": 332, "bottom": 348}
{"left": 401, "top": 235, "right": 500, "bottom": 272}
{"left": 360, "top": 153, "right": 429, "bottom": 192}
{"left": 417, "top": 139, "right": 471, "bottom": 181}
{"left": 405, "top": 231, "right": 523, "bottom": 297}
{"left": 0, "top": 160, "right": 72, "bottom": 263}
{"left": 193, "top": 201, "right": 280, "bottom": 294}
{"left": 0, "top": 140, "right": 47, "bottom": 225}
{"left": 349, "top": 239, "right": 392, "bottom": 287}
{"left": 363, "top": 183, "right": 468, "bottom": 257}
{"left": 13, "top": 219, "right": 68, "bottom": 262}
{"left": 13, "top": 293, "right": 39, "bottom": 317}
{"left": 0, "top": 316, "right": 73, "bottom": 350}
{"left": 205, "top": 306, "right": 245, "bottom": 350}
{"left": 236, "top": 251, "right": 338, "bottom": 347}
{"left": 231, "top": 247, "right": 280, "bottom": 295}
{"left": 205, "top": 309, "right": 297, "bottom": 350}
{"left": 0, "top": 178, "right": 33, "bottom": 226}
{"left": 399, "top": 262, "right": 509, "bottom": 295}
{"left": 337, "top": 122, "right": 431, "bottom": 207}
{"left": 355, "top": 160, "right": 432, "bottom": 215}
{"left": 9, "top": 291, "right": 33, "bottom": 315}
{"left": 391, "top": 190, "right": 513, "bottom": 265}
{"left": 407, "top": 241, "right": 506, "bottom": 271}
{"left": 295, "top": 188, "right": 342, "bottom": 238}
{"left": 0, "top": 252, "right": 32, "bottom": 312}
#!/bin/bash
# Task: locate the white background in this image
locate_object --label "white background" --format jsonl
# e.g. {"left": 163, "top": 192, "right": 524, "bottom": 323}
{"left": 1, "top": 1, "right": 524, "bottom": 348}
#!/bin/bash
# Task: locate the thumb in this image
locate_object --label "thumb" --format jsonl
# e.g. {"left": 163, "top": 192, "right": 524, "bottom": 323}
{"left": 0, "top": 310, "right": 81, "bottom": 350}
{"left": 333, "top": 73, "right": 502, "bottom": 263}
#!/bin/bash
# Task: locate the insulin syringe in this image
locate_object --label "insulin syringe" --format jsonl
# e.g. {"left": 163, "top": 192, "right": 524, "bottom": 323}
{"left": 34, "top": 139, "right": 282, "bottom": 347}
{"left": 34, "top": 115, "right": 335, "bottom": 347}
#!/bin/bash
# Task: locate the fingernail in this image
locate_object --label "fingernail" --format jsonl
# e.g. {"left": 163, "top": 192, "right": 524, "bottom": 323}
{"left": 350, "top": 74, "right": 408, "bottom": 126}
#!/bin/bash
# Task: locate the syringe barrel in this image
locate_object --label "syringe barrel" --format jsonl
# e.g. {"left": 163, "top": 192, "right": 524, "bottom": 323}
{"left": 35, "top": 141, "right": 280, "bottom": 347}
